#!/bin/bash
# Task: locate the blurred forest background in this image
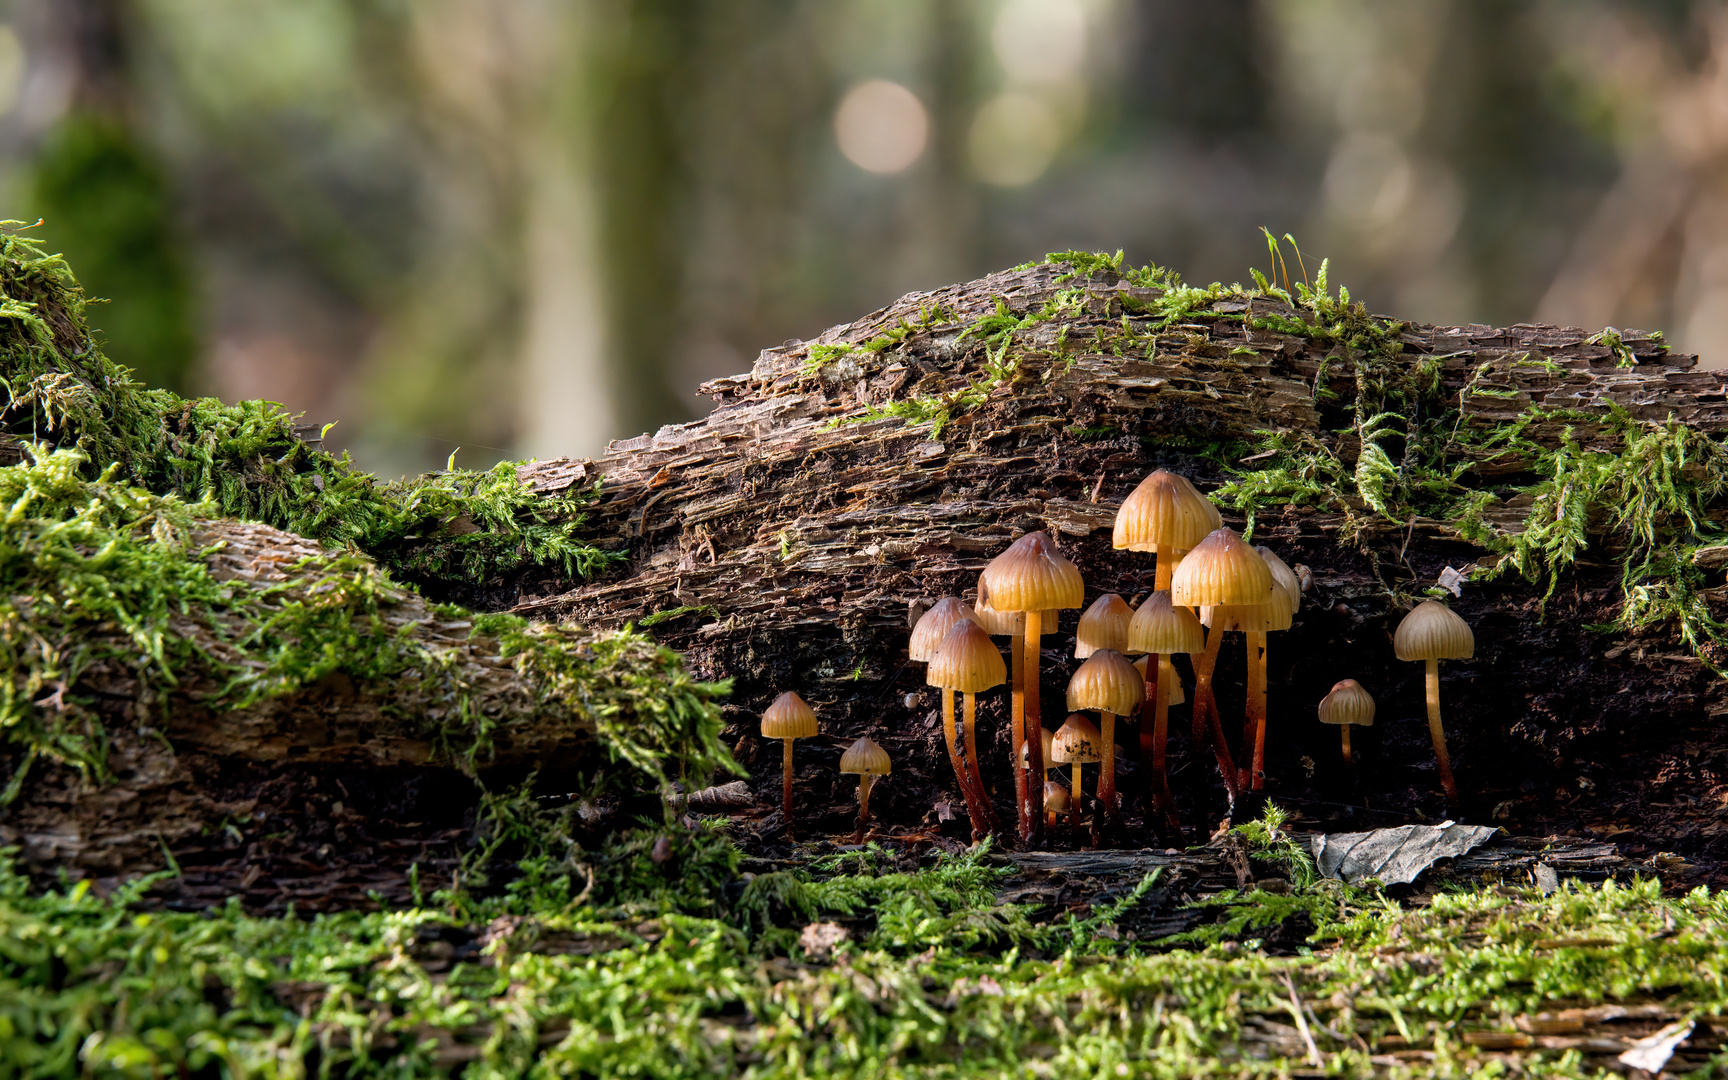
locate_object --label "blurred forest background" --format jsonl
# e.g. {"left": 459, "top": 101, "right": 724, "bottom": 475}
{"left": 1, "top": 0, "right": 1724, "bottom": 476}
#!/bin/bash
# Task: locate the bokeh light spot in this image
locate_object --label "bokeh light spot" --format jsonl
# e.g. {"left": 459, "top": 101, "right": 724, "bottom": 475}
{"left": 969, "top": 91, "right": 1062, "bottom": 187}
{"left": 992, "top": 0, "right": 1087, "bottom": 86}
{"left": 834, "top": 79, "right": 929, "bottom": 175}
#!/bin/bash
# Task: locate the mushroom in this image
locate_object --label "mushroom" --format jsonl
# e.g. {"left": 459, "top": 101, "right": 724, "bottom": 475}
{"left": 1066, "top": 649, "right": 1144, "bottom": 825}
{"left": 1393, "top": 600, "right": 1474, "bottom": 804}
{"left": 910, "top": 597, "right": 980, "bottom": 809}
{"left": 1050, "top": 713, "right": 1103, "bottom": 835}
{"left": 927, "top": 617, "right": 1007, "bottom": 838}
{"left": 979, "top": 531, "right": 1085, "bottom": 844}
{"left": 1201, "top": 548, "right": 1297, "bottom": 792}
{"left": 974, "top": 579, "right": 1055, "bottom": 842}
{"left": 1170, "top": 528, "right": 1272, "bottom": 803}
{"left": 1019, "top": 725, "right": 1056, "bottom": 782}
{"left": 1075, "top": 593, "right": 1133, "bottom": 657}
{"left": 839, "top": 737, "right": 891, "bottom": 841}
{"left": 1317, "top": 679, "right": 1375, "bottom": 766}
{"left": 1128, "top": 591, "right": 1203, "bottom": 838}
{"left": 761, "top": 691, "right": 818, "bottom": 834}
{"left": 1043, "top": 780, "right": 1070, "bottom": 827}
{"left": 1113, "top": 468, "right": 1221, "bottom": 591}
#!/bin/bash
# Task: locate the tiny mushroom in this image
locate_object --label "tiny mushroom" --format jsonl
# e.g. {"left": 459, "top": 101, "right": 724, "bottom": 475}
{"left": 1317, "top": 679, "right": 1375, "bottom": 766}
{"left": 761, "top": 691, "right": 818, "bottom": 833}
{"left": 1393, "top": 600, "right": 1474, "bottom": 804}
{"left": 1050, "top": 713, "right": 1103, "bottom": 835}
{"left": 1043, "top": 780, "right": 1070, "bottom": 826}
{"left": 927, "top": 618, "right": 1007, "bottom": 838}
{"left": 1075, "top": 593, "right": 1133, "bottom": 658}
{"left": 839, "top": 736, "right": 891, "bottom": 841}
{"left": 1065, "top": 649, "right": 1144, "bottom": 825}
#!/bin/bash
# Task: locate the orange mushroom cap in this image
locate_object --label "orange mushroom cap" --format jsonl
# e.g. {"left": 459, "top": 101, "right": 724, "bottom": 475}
{"left": 1112, "top": 469, "right": 1221, "bottom": 553}
{"left": 1066, "top": 649, "right": 1145, "bottom": 715}
{"left": 1050, "top": 713, "right": 1104, "bottom": 764}
{"left": 761, "top": 691, "right": 819, "bottom": 738}
{"left": 979, "top": 531, "right": 1085, "bottom": 612}
{"left": 1075, "top": 593, "right": 1134, "bottom": 657}
{"left": 1170, "top": 528, "right": 1273, "bottom": 608}
{"left": 1393, "top": 600, "right": 1474, "bottom": 661}
{"left": 840, "top": 736, "right": 892, "bottom": 774}
{"left": 1318, "top": 679, "right": 1376, "bottom": 727}
{"left": 910, "top": 597, "right": 979, "bottom": 662}
{"left": 1127, "top": 590, "right": 1205, "bottom": 655}
{"left": 925, "top": 619, "right": 1008, "bottom": 693}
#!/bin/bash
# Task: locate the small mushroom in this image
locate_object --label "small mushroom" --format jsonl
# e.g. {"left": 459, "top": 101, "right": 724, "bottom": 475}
{"left": 910, "top": 597, "right": 980, "bottom": 814}
{"left": 1050, "top": 713, "right": 1103, "bottom": 837}
{"left": 1075, "top": 593, "right": 1133, "bottom": 657}
{"left": 1202, "top": 546, "right": 1297, "bottom": 791}
{"left": 1394, "top": 600, "right": 1474, "bottom": 804}
{"left": 839, "top": 737, "right": 891, "bottom": 841}
{"left": 761, "top": 691, "right": 818, "bottom": 834}
{"left": 1128, "top": 591, "right": 1203, "bottom": 840}
{"left": 1317, "top": 679, "right": 1375, "bottom": 766}
{"left": 1019, "top": 726, "right": 1056, "bottom": 782}
{"left": 1043, "top": 780, "right": 1070, "bottom": 827}
{"left": 1066, "top": 649, "right": 1144, "bottom": 825}
{"left": 927, "top": 618, "right": 1007, "bottom": 838}
{"left": 1113, "top": 468, "right": 1221, "bottom": 590}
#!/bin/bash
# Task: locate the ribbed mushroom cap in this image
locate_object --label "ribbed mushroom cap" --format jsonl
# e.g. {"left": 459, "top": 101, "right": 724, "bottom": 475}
{"left": 1066, "top": 649, "right": 1145, "bottom": 715}
{"left": 973, "top": 580, "right": 1055, "bottom": 637}
{"left": 910, "top": 597, "right": 979, "bottom": 662}
{"left": 839, "top": 736, "right": 892, "bottom": 775}
{"left": 1019, "top": 726, "right": 1056, "bottom": 769}
{"left": 1127, "top": 590, "right": 1205, "bottom": 655}
{"left": 979, "top": 531, "right": 1085, "bottom": 612}
{"left": 1258, "top": 546, "right": 1303, "bottom": 614}
{"left": 1317, "top": 679, "right": 1376, "bottom": 727}
{"left": 1132, "top": 655, "right": 1187, "bottom": 705}
{"left": 1113, "top": 469, "right": 1222, "bottom": 553}
{"left": 1393, "top": 600, "right": 1475, "bottom": 661}
{"left": 1201, "top": 581, "right": 1295, "bottom": 633}
{"left": 1043, "top": 780, "right": 1071, "bottom": 814}
{"left": 1075, "top": 593, "right": 1133, "bottom": 657}
{"left": 1171, "top": 528, "right": 1273, "bottom": 607}
{"left": 925, "top": 619, "right": 1007, "bottom": 692}
{"left": 761, "top": 691, "right": 818, "bottom": 738}
{"left": 1050, "top": 714, "right": 1103, "bottom": 764}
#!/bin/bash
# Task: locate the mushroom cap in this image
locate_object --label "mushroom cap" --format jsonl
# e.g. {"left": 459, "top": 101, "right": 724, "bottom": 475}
{"left": 1075, "top": 593, "right": 1133, "bottom": 657}
{"left": 1043, "top": 780, "right": 1071, "bottom": 814}
{"left": 925, "top": 619, "right": 1007, "bottom": 692}
{"left": 1113, "top": 469, "right": 1221, "bottom": 553}
{"left": 1393, "top": 600, "right": 1475, "bottom": 661}
{"left": 1318, "top": 679, "right": 1376, "bottom": 727}
{"left": 761, "top": 691, "right": 818, "bottom": 738}
{"left": 1171, "top": 528, "right": 1274, "bottom": 607}
{"left": 973, "top": 579, "right": 1056, "bottom": 637}
{"left": 1132, "top": 655, "right": 1187, "bottom": 705}
{"left": 1066, "top": 649, "right": 1145, "bottom": 715}
{"left": 839, "top": 736, "right": 892, "bottom": 775}
{"left": 979, "top": 531, "right": 1085, "bottom": 613}
{"left": 1127, "top": 590, "right": 1205, "bottom": 655}
{"left": 1050, "top": 713, "right": 1104, "bottom": 764}
{"left": 910, "top": 597, "right": 979, "bottom": 662}
{"left": 1257, "top": 546, "right": 1303, "bottom": 613}
{"left": 1019, "top": 726, "right": 1056, "bottom": 768}
{"left": 1201, "top": 581, "right": 1295, "bottom": 633}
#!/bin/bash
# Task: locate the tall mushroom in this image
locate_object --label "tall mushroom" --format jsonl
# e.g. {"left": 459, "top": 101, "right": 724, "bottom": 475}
{"left": 1317, "top": 679, "right": 1375, "bottom": 766}
{"left": 1051, "top": 713, "right": 1103, "bottom": 836}
{"left": 839, "top": 737, "right": 891, "bottom": 842}
{"left": 761, "top": 691, "right": 818, "bottom": 834}
{"left": 1113, "top": 468, "right": 1221, "bottom": 591}
{"left": 1171, "top": 528, "right": 1272, "bottom": 804}
{"left": 1393, "top": 600, "right": 1473, "bottom": 804}
{"left": 927, "top": 617, "right": 1007, "bottom": 838}
{"left": 1240, "top": 546, "right": 1304, "bottom": 791}
{"left": 1075, "top": 594, "right": 1133, "bottom": 657}
{"left": 974, "top": 580, "right": 1055, "bottom": 842}
{"left": 979, "top": 531, "right": 1085, "bottom": 845}
{"left": 1128, "top": 590, "right": 1203, "bottom": 837}
{"left": 910, "top": 597, "right": 981, "bottom": 810}
{"left": 1066, "top": 649, "right": 1143, "bottom": 826}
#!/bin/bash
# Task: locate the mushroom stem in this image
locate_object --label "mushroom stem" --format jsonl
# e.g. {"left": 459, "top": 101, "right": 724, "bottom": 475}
{"left": 782, "top": 737, "right": 796, "bottom": 834}
{"left": 963, "top": 692, "right": 999, "bottom": 835}
{"left": 1023, "top": 610, "right": 1047, "bottom": 846}
{"left": 1150, "top": 657, "right": 1185, "bottom": 843}
{"left": 1009, "top": 630, "right": 1029, "bottom": 839}
{"left": 1425, "top": 657, "right": 1460, "bottom": 804}
{"left": 1191, "top": 625, "right": 1240, "bottom": 803}
{"left": 1098, "top": 712, "right": 1118, "bottom": 824}
{"left": 854, "top": 774, "right": 875, "bottom": 842}
{"left": 1072, "top": 759, "right": 1085, "bottom": 834}
{"left": 1154, "top": 555, "right": 1173, "bottom": 593}
{"left": 943, "top": 690, "right": 989, "bottom": 837}
{"left": 1340, "top": 725, "right": 1352, "bottom": 766}
{"left": 1245, "top": 631, "right": 1268, "bottom": 791}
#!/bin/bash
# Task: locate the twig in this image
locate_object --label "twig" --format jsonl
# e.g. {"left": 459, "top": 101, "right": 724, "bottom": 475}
{"left": 1283, "top": 973, "right": 1323, "bottom": 1067}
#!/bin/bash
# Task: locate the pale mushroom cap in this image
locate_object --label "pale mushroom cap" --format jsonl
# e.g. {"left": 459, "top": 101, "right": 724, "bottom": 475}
{"left": 1318, "top": 679, "right": 1376, "bottom": 727}
{"left": 1050, "top": 713, "right": 1104, "bottom": 764}
{"left": 1112, "top": 469, "right": 1222, "bottom": 553}
{"left": 925, "top": 618, "right": 1008, "bottom": 693}
{"left": 1066, "top": 649, "right": 1145, "bottom": 715}
{"left": 1132, "top": 655, "right": 1187, "bottom": 705}
{"left": 1170, "top": 528, "right": 1274, "bottom": 607}
{"left": 1201, "top": 582, "right": 1295, "bottom": 632}
{"left": 973, "top": 580, "right": 1056, "bottom": 637}
{"left": 761, "top": 690, "right": 818, "bottom": 738}
{"left": 1393, "top": 600, "right": 1475, "bottom": 661}
{"left": 1019, "top": 726, "right": 1056, "bottom": 767}
{"left": 1043, "top": 780, "right": 1071, "bottom": 813}
{"left": 839, "top": 736, "right": 892, "bottom": 775}
{"left": 979, "top": 530, "right": 1085, "bottom": 612}
{"left": 910, "top": 597, "right": 979, "bottom": 662}
{"left": 1127, "top": 590, "right": 1205, "bottom": 655}
{"left": 1075, "top": 593, "right": 1133, "bottom": 657}
{"left": 1257, "top": 546, "right": 1303, "bottom": 614}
